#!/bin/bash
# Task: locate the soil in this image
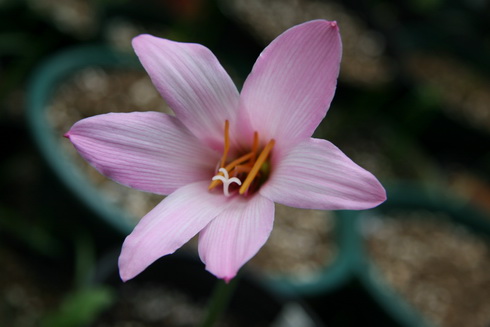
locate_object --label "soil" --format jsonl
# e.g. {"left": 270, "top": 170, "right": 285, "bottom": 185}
{"left": 363, "top": 210, "right": 490, "bottom": 327}
{"left": 249, "top": 204, "right": 337, "bottom": 278}
{"left": 94, "top": 281, "right": 251, "bottom": 327}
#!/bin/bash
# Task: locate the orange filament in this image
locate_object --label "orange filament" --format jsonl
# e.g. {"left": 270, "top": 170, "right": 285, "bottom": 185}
{"left": 209, "top": 121, "right": 275, "bottom": 196}
{"left": 225, "top": 152, "right": 254, "bottom": 171}
{"left": 239, "top": 139, "right": 275, "bottom": 195}
{"left": 233, "top": 165, "right": 252, "bottom": 174}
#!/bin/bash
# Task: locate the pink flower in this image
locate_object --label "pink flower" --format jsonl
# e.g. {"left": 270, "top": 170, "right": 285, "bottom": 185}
{"left": 65, "top": 20, "right": 386, "bottom": 282}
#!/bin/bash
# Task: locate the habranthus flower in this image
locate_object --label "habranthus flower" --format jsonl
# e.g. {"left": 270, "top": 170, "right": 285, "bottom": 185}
{"left": 65, "top": 20, "right": 386, "bottom": 282}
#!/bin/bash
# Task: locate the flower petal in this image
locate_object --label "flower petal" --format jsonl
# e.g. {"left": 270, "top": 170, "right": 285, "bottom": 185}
{"left": 133, "top": 34, "right": 240, "bottom": 150}
{"left": 65, "top": 112, "right": 218, "bottom": 195}
{"left": 238, "top": 20, "right": 342, "bottom": 147}
{"left": 261, "top": 138, "right": 386, "bottom": 210}
{"left": 198, "top": 195, "right": 274, "bottom": 281}
{"left": 118, "top": 181, "right": 230, "bottom": 281}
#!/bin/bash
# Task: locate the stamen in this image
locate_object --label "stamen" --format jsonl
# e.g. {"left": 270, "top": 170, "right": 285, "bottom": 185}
{"left": 209, "top": 121, "right": 273, "bottom": 196}
{"left": 239, "top": 139, "right": 275, "bottom": 195}
{"left": 212, "top": 168, "right": 241, "bottom": 197}
{"left": 208, "top": 152, "right": 254, "bottom": 190}
{"left": 233, "top": 165, "right": 252, "bottom": 174}
{"left": 220, "top": 120, "right": 230, "bottom": 168}
{"left": 225, "top": 152, "right": 254, "bottom": 171}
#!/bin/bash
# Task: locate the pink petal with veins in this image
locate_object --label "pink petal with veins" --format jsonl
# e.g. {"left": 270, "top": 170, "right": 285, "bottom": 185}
{"left": 238, "top": 20, "right": 342, "bottom": 149}
{"left": 118, "top": 181, "right": 231, "bottom": 281}
{"left": 261, "top": 138, "right": 386, "bottom": 210}
{"left": 66, "top": 112, "right": 218, "bottom": 195}
{"left": 198, "top": 194, "right": 274, "bottom": 281}
{"left": 133, "top": 35, "right": 240, "bottom": 151}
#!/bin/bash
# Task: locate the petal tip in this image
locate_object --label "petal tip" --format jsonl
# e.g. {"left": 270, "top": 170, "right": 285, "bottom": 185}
{"left": 378, "top": 187, "right": 388, "bottom": 204}
{"left": 369, "top": 182, "right": 387, "bottom": 208}
{"left": 118, "top": 266, "right": 132, "bottom": 282}
{"left": 201, "top": 258, "right": 239, "bottom": 284}
{"left": 131, "top": 33, "right": 153, "bottom": 49}
{"left": 119, "top": 273, "right": 130, "bottom": 283}
{"left": 118, "top": 260, "right": 139, "bottom": 283}
{"left": 118, "top": 250, "right": 138, "bottom": 282}
{"left": 308, "top": 19, "right": 338, "bottom": 30}
{"left": 205, "top": 265, "right": 237, "bottom": 283}
{"left": 220, "top": 274, "right": 235, "bottom": 284}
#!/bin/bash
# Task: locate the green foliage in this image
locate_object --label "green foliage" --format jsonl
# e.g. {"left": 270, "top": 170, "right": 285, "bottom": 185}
{"left": 40, "top": 287, "right": 115, "bottom": 327}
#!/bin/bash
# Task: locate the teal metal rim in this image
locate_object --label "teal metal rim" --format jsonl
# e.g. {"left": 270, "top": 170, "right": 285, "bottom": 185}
{"left": 351, "top": 182, "right": 490, "bottom": 327}
{"left": 26, "top": 45, "right": 140, "bottom": 235}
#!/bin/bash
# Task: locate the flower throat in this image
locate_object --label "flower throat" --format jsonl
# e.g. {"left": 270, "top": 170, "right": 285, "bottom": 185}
{"left": 208, "top": 120, "right": 275, "bottom": 196}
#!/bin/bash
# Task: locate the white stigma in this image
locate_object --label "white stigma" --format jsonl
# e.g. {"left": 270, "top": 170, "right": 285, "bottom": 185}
{"left": 212, "top": 168, "right": 242, "bottom": 197}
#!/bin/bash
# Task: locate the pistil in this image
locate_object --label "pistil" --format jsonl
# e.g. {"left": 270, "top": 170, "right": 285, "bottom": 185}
{"left": 212, "top": 168, "right": 241, "bottom": 197}
{"left": 208, "top": 152, "right": 254, "bottom": 190}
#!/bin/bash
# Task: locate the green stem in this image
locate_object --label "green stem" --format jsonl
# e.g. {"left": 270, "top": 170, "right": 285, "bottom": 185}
{"left": 199, "top": 277, "right": 238, "bottom": 327}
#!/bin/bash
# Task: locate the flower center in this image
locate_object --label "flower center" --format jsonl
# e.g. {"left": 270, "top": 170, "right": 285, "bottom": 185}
{"left": 209, "top": 120, "right": 275, "bottom": 197}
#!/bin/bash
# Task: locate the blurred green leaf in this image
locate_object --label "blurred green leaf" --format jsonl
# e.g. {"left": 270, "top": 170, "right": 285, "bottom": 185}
{"left": 40, "top": 287, "right": 115, "bottom": 327}
{"left": 73, "top": 232, "right": 96, "bottom": 289}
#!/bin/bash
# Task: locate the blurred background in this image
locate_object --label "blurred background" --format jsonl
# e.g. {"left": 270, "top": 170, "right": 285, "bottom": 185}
{"left": 1, "top": 0, "right": 489, "bottom": 326}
